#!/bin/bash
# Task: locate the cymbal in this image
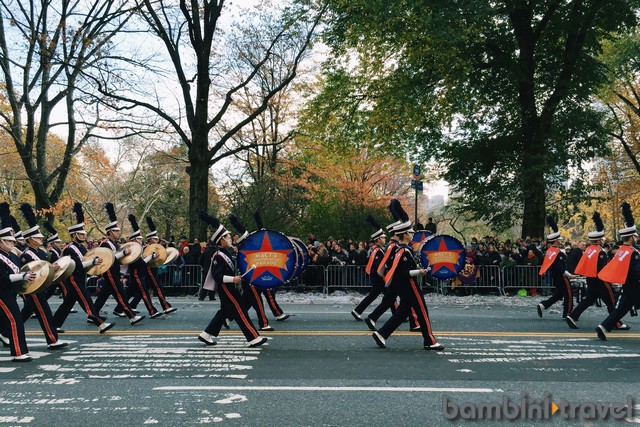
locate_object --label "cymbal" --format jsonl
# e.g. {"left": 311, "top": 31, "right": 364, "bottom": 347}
{"left": 84, "top": 247, "right": 115, "bottom": 276}
{"left": 120, "top": 242, "right": 142, "bottom": 265}
{"left": 17, "top": 260, "right": 55, "bottom": 295}
{"left": 143, "top": 243, "right": 167, "bottom": 267}
{"left": 163, "top": 247, "right": 179, "bottom": 265}
{"left": 52, "top": 255, "right": 76, "bottom": 283}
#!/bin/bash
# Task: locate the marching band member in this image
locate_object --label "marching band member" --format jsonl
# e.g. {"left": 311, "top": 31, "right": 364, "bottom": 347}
{"left": 596, "top": 202, "right": 640, "bottom": 340}
{"left": 41, "top": 221, "right": 68, "bottom": 300}
{"left": 536, "top": 216, "right": 577, "bottom": 319}
{"left": 198, "top": 211, "right": 266, "bottom": 347}
{"left": 371, "top": 201, "right": 444, "bottom": 351}
{"left": 114, "top": 214, "right": 163, "bottom": 319}
{"left": 351, "top": 214, "right": 387, "bottom": 320}
{"left": 566, "top": 212, "right": 629, "bottom": 330}
{"left": 17, "top": 203, "right": 68, "bottom": 349}
{"left": 364, "top": 200, "right": 419, "bottom": 331}
{"left": 0, "top": 203, "right": 34, "bottom": 361}
{"left": 142, "top": 216, "right": 176, "bottom": 314}
{"left": 93, "top": 203, "right": 145, "bottom": 325}
{"left": 12, "top": 216, "right": 26, "bottom": 255}
{"left": 52, "top": 202, "right": 115, "bottom": 333}
{"left": 228, "top": 213, "right": 273, "bottom": 331}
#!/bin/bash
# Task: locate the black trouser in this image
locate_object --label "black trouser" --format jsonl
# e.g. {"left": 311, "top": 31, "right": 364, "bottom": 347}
{"left": 0, "top": 288, "right": 29, "bottom": 356}
{"left": 377, "top": 278, "right": 438, "bottom": 346}
{"left": 541, "top": 276, "right": 573, "bottom": 318}
{"left": 367, "top": 284, "right": 417, "bottom": 328}
{"left": 258, "top": 288, "right": 283, "bottom": 317}
{"left": 21, "top": 292, "right": 59, "bottom": 344}
{"left": 94, "top": 270, "right": 136, "bottom": 318}
{"left": 354, "top": 281, "right": 385, "bottom": 315}
{"left": 601, "top": 286, "right": 640, "bottom": 332}
{"left": 204, "top": 282, "right": 260, "bottom": 342}
{"left": 53, "top": 275, "right": 104, "bottom": 328}
{"left": 242, "top": 283, "right": 269, "bottom": 328}
{"left": 570, "top": 278, "right": 616, "bottom": 321}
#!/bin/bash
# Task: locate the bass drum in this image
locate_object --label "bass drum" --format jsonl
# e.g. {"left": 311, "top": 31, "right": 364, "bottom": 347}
{"left": 418, "top": 234, "right": 465, "bottom": 280}
{"left": 411, "top": 230, "right": 434, "bottom": 256}
{"left": 289, "top": 237, "right": 310, "bottom": 281}
{"left": 237, "top": 229, "right": 297, "bottom": 289}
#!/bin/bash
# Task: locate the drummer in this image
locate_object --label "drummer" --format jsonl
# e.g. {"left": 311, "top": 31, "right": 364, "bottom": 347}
{"left": 93, "top": 203, "right": 145, "bottom": 325}
{"left": 51, "top": 202, "right": 115, "bottom": 334}
{"left": 17, "top": 203, "right": 68, "bottom": 349}
{"left": 0, "top": 203, "right": 34, "bottom": 361}
{"left": 198, "top": 211, "right": 267, "bottom": 347}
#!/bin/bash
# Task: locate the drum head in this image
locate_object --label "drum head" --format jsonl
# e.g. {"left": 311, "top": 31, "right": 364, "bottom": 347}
{"left": 84, "top": 247, "right": 115, "bottom": 276}
{"left": 419, "top": 234, "right": 465, "bottom": 280}
{"left": 52, "top": 255, "right": 76, "bottom": 283}
{"left": 163, "top": 247, "right": 179, "bottom": 265}
{"left": 290, "top": 237, "right": 310, "bottom": 280}
{"left": 120, "top": 242, "right": 143, "bottom": 265}
{"left": 17, "top": 260, "right": 54, "bottom": 294}
{"left": 237, "top": 229, "right": 297, "bottom": 289}
{"left": 411, "top": 230, "right": 433, "bottom": 256}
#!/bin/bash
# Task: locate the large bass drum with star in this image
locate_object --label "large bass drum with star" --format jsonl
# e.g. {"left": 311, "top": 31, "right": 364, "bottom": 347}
{"left": 289, "top": 237, "right": 310, "bottom": 281}
{"left": 418, "top": 234, "right": 465, "bottom": 280}
{"left": 237, "top": 229, "right": 297, "bottom": 289}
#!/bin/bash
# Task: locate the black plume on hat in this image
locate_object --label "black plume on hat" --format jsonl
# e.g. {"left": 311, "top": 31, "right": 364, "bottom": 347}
{"left": 72, "top": 202, "right": 85, "bottom": 224}
{"left": 0, "top": 202, "right": 11, "bottom": 229}
{"left": 19, "top": 203, "right": 38, "bottom": 228}
{"left": 621, "top": 202, "right": 635, "bottom": 227}
{"left": 546, "top": 215, "right": 558, "bottom": 233}
{"left": 146, "top": 216, "right": 157, "bottom": 232}
{"left": 388, "top": 199, "right": 401, "bottom": 221}
{"left": 199, "top": 210, "right": 221, "bottom": 229}
{"left": 228, "top": 214, "right": 247, "bottom": 234}
{"left": 592, "top": 212, "right": 605, "bottom": 232}
{"left": 128, "top": 214, "right": 140, "bottom": 232}
{"left": 366, "top": 214, "right": 382, "bottom": 231}
{"left": 10, "top": 215, "right": 21, "bottom": 232}
{"left": 43, "top": 221, "right": 57, "bottom": 235}
{"left": 105, "top": 202, "right": 117, "bottom": 222}
{"left": 253, "top": 210, "right": 265, "bottom": 230}
{"left": 393, "top": 200, "right": 410, "bottom": 223}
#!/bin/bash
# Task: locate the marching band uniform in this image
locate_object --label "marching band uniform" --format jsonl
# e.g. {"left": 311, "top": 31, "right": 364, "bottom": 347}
{"left": 198, "top": 211, "right": 266, "bottom": 347}
{"left": 17, "top": 203, "right": 67, "bottom": 349}
{"left": 371, "top": 201, "right": 444, "bottom": 351}
{"left": 114, "top": 214, "right": 162, "bottom": 318}
{"left": 0, "top": 204, "right": 32, "bottom": 361}
{"left": 41, "top": 221, "right": 68, "bottom": 300}
{"left": 52, "top": 202, "right": 115, "bottom": 333}
{"left": 258, "top": 288, "right": 289, "bottom": 321}
{"left": 566, "top": 212, "right": 628, "bottom": 330}
{"left": 537, "top": 216, "right": 575, "bottom": 319}
{"left": 596, "top": 203, "right": 640, "bottom": 340}
{"left": 142, "top": 217, "right": 176, "bottom": 314}
{"left": 351, "top": 215, "right": 387, "bottom": 320}
{"left": 93, "top": 203, "right": 144, "bottom": 325}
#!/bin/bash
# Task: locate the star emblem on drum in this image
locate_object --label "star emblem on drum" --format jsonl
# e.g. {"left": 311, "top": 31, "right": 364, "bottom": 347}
{"left": 240, "top": 233, "right": 293, "bottom": 283}
{"left": 422, "top": 237, "right": 462, "bottom": 274}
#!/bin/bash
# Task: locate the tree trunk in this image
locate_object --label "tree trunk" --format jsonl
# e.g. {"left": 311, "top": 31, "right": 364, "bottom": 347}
{"left": 187, "top": 150, "right": 210, "bottom": 242}
{"left": 520, "top": 128, "right": 546, "bottom": 239}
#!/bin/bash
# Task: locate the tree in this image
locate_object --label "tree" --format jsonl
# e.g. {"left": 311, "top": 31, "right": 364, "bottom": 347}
{"left": 0, "top": 0, "right": 136, "bottom": 220}
{"left": 92, "top": 0, "right": 327, "bottom": 240}
{"left": 309, "top": 0, "right": 639, "bottom": 237}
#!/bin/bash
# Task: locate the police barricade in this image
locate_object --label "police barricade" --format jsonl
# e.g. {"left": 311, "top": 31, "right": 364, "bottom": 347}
{"left": 502, "top": 265, "right": 554, "bottom": 295}
{"left": 326, "top": 264, "right": 368, "bottom": 293}
{"left": 155, "top": 264, "right": 203, "bottom": 294}
{"left": 280, "top": 265, "right": 327, "bottom": 294}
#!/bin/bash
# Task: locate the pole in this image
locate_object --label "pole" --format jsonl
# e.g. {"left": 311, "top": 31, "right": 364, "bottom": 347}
{"left": 415, "top": 186, "right": 419, "bottom": 226}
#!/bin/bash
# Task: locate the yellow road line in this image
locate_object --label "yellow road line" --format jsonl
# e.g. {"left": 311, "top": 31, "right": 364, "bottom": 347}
{"left": 25, "top": 330, "right": 640, "bottom": 339}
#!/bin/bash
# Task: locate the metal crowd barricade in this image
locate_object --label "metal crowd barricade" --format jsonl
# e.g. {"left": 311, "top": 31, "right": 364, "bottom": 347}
{"left": 502, "top": 265, "right": 554, "bottom": 294}
{"left": 436, "top": 265, "right": 503, "bottom": 295}
{"left": 326, "top": 264, "right": 368, "bottom": 293}
{"left": 155, "top": 264, "right": 203, "bottom": 294}
{"left": 281, "top": 265, "right": 327, "bottom": 293}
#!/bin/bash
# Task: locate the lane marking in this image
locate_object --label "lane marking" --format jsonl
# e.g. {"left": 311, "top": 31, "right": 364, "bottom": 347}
{"left": 26, "top": 330, "right": 640, "bottom": 339}
{"left": 153, "top": 385, "right": 496, "bottom": 393}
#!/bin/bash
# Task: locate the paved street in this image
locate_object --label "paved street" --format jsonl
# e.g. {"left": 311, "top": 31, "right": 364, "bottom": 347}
{"left": 1, "top": 293, "right": 640, "bottom": 426}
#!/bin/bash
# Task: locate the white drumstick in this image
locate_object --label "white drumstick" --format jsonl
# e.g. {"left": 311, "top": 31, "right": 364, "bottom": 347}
{"left": 241, "top": 265, "right": 257, "bottom": 277}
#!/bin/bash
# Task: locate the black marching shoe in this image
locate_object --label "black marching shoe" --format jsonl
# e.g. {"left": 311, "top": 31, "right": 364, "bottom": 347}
{"left": 425, "top": 343, "right": 445, "bottom": 351}
{"left": 364, "top": 318, "right": 376, "bottom": 331}
{"left": 248, "top": 337, "right": 268, "bottom": 347}
{"left": 595, "top": 325, "right": 607, "bottom": 341}
{"left": 372, "top": 331, "right": 386, "bottom": 348}
{"left": 351, "top": 310, "right": 362, "bottom": 321}
{"left": 565, "top": 316, "right": 578, "bottom": 329}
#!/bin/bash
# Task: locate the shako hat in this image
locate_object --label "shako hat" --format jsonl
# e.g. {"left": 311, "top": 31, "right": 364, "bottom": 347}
{"left": 19, "top": 203, "right": 44, "bottom": 238}
{"left": 546, "top": 215, "right": 561, "bottom": 242}
{"left": 199, "top": 211, "right": 229, "bottom": 244}
{"left": 0, "top": 202, "right": 16, "bottom": 241}
{"left": 366, "top": 214, "right": 385, "bottom": 240}
{"left": 619, "top": 202, "right": 638, "bottom": 238}
{"left": 587, "top": 211, "right": 605, "bottom": 240}
{"left": 68, "top": 202, "right": 86, "bottom": 233}
{"left": 104, "top": 202, "right": 120, "bottom": 232}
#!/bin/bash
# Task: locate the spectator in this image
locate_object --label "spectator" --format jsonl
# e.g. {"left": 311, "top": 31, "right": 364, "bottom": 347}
{"left": 424, "top": 217, "right": 437, "bottom": 234}
{"left": 356, "top": 241, "right": 368, "bottom": 266}
{"left": 486, "top": 243, "right": 502, "bottom": 267}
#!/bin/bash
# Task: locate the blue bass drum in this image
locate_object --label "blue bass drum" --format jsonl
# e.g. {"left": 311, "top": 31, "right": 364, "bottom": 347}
{"left": 237, "top": 229, "right": 297, "bottom": 289}
{"left": 411, "top": 230, "right": 433, "bottom": 256}
{"left": 419, "top": 234, "right": 465, "bottom": 280}
{"left": 290, "top": 237, "right": 310, "bottom": 280}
